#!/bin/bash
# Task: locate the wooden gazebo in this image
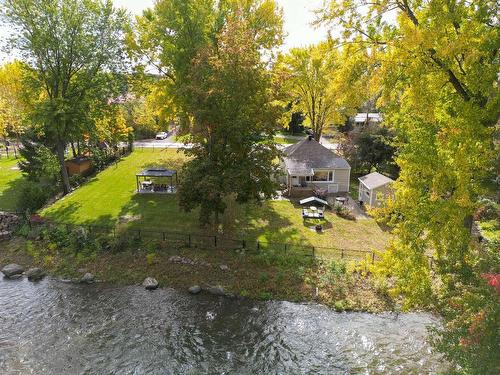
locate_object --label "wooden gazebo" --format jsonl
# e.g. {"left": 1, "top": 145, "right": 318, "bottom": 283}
{"left": 136, "top": 168, "right": 178, "bottom": 194}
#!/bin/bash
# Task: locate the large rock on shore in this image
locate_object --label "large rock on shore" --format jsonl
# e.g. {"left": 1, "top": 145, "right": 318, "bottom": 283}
{"left": 143, "top": 277, "right": 159, "bottom": 290}
{"left": 26, "top": 268, "right": 45, "bottom": 281}
{"left": 81, "top": 273, "right": 95, "bottom": 284}
{"left": 1, "top": 264, "right": 24, "bottom": 278}
{"left": 188, "top": 285, "right": 201, "bottom": 294}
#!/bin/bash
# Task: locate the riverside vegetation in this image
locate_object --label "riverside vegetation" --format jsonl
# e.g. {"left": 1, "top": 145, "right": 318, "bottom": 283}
{"left": 0, "top": 222, "right": 394, "bottom": 313}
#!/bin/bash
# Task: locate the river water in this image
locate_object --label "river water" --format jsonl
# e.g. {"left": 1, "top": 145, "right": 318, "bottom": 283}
{"left": 0, "top": 277, "right": 445, "bottom": 374}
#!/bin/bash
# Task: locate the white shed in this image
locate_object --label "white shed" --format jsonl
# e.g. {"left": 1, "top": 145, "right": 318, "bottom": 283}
{"left": 358, "top": 172, "right": 394, "bottom": 207}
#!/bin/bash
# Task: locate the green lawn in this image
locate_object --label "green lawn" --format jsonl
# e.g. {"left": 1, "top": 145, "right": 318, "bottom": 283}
{"left": 0, "top": 157, "right": 25, "bottom": 210}
{"left": 42, "top": 149, "right": 390, "bottom": 257}
{"left": 273, "top": 136, "right": 299, "bottom": 145}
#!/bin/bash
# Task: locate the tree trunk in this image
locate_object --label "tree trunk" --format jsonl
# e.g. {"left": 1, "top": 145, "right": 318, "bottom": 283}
{"left": 77, "top": 140, "right": 81, "bottom": 156}
{"left": 70, "top": 142, "right": 77, "bottom": 158}
{"left": 56, "top": 141, "right": 71, "bottom": 195}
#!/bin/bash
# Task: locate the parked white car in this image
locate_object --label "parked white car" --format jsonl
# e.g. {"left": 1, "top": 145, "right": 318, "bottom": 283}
{"left": 155, "top": 132, "right": 168, "bottom": 140}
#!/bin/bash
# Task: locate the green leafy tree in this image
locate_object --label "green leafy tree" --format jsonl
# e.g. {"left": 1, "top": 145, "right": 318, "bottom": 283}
{"left": 276, "top": 41, "right": 371, "bottom": 140}
{"left": 320, "top": 0, "right": 499, "bottom": 371}
{"left": 2, "top": 0, "right": 129, "bottom": 194}
{"left": 340, "top": 124, "right": 398, "bottom": 177}
{"left": 131, "top": 0, "right": 284, "bottom": 225}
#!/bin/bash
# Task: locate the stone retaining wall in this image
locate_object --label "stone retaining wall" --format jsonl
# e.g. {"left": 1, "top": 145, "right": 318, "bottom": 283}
{"left": 0, "top": 212, "right": 21, "bottom": 240}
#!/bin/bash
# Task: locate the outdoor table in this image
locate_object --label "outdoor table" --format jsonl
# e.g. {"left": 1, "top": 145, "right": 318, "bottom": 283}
{"left": 335, "top": 197, "right": 347, "bottom": 205}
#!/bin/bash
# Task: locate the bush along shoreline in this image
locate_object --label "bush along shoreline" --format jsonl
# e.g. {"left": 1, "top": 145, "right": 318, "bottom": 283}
{"left": 0, "top": 222, "right": 396, "bottom": 313}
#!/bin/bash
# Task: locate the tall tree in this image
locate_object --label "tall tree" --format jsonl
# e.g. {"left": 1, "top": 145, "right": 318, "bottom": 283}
{"left": 320, "top": 0, "right": 499, "bottom": 371}
{"left": 276, "top": 41, "right": 370, "bottom": 140}
{"left": 2, "top": 0, "right": 128, "bottom": 194}
{"left": 0, "top": 61, "right": 29, "bottom": 149}
{"left": 131, "top": 0, "right": 284, "bottom": 225}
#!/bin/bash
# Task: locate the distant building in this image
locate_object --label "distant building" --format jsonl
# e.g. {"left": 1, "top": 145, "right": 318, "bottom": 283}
{"left": 351, "top": 113, "right": 382, "bottom": 126}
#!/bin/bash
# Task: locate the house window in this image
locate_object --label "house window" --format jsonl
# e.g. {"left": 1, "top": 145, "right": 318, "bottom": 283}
{"left": 313, "top": 171, "right": 329, "bottom": 181}
{"left": 313, "top": 171, "right": 334, "bottom": 182}
{"left": 306, "top": 176, "right": 311, "bottom": 181}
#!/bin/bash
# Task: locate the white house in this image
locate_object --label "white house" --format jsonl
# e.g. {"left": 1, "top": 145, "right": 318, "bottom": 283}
{"left": 281, "top": 136, "right": 351, "bottom": 196}
{"left": 358, "top": 172, "right": 394, "bottom": 207}
{"left": 352, "top": 112, "right": 382, "bottom": 126}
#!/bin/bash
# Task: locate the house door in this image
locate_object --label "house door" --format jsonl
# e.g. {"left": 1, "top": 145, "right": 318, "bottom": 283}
{"left": 291, "top": 176, "right": 299, "bottom": 186}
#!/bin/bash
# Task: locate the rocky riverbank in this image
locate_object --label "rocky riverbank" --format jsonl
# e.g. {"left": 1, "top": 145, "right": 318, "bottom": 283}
{"left": 0, "top": 236, "right": 395, "bottom": 312}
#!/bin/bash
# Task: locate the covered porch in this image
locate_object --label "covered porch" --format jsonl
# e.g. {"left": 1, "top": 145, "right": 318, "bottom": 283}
{"left": 136, "top": 168, "right": 178, "bottom": 194}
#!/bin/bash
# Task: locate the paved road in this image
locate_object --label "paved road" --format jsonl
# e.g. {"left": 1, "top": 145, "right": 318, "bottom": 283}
{"left": 133, "top": 139, "right": 194, "bottom": 149}
{"left": 133, "top": 137, "right": 338, "bottom": 150}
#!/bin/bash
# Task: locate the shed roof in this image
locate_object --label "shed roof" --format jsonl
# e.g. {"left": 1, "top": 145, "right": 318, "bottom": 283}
{"left": 358, "top": 172, "right": 394, "bottom": 190}
{"left": 137, "top": 168, "right": 177, "bottom": 177}
{"left": 283, "top": 137, "right": 350, "bottom": 173}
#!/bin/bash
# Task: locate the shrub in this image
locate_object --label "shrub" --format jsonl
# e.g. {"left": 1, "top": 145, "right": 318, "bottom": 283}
{"left": 18, "top": 183, "right": 51, "bottom": 212}
{"left": 259, "top": 291, "right": 273, "bottom": 300}
{"left": 89, "top": 147, "right": 117, "bottom": 172}
{"left": 333, "top": 203, "right": 356, "bottom": 220}
{"left": 474, "top": 198, "right": 499, "bottom": 221}
{"left": 146, "top": 253, "right": 157, "bottom": 265}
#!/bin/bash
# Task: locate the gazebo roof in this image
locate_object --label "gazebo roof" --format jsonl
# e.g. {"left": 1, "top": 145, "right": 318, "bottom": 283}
{"left": 136, "top": 168, "right": 177, "bottom": 177}
{"left": 299, "top": 196, "right": 329, "bottom": 206}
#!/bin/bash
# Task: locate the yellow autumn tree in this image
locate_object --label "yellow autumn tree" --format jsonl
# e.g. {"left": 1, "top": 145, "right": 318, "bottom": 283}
{"left": 0, "top": 61, "right": 29, "bottom": 142}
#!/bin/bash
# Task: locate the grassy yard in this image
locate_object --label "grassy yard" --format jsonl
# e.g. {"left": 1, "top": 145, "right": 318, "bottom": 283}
{"left": 0, "top": 157, "right": 25, "bottom": 210}
{"left": 273, "top": 136, "right": 299, "bottom": 145}
{"left": 42, "top": 149, "right": 390, "bottom": 257}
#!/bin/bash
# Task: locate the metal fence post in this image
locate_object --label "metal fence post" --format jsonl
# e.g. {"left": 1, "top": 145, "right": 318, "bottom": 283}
{"left": 372, "top": 252, "right": 375, "bottom": 264}
{"left": 188, "top": 234, "right": 191, "bottom": 247}
{"left": 284, "top": 244, "right": 287, "bottom": 253}
{"left": 163, "top": 232, "right": 166, "bottom": 241}
{"left": 257, "top": 241, "right": 260, "bottom": 251}
{"left": 341, "top": 249, "right": 344, "bottom": 259}
{"left": 242, "top": 240, "right": 246, "bottom": 249}
{"left": 312, "top": 246, "right": 315, "bottom": 258}
{"left": 214, "top": 236, "right": 217, "bottom": 247}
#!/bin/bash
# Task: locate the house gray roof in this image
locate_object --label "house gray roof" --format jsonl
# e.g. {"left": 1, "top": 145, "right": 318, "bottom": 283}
{"left": 358, "top": 172, "right": 394, "bottom": 190}
{"left": 283, "top": 137, "right": 350, "bottom": 173}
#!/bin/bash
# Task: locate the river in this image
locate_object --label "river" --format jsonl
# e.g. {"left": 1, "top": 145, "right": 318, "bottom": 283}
{"left": 0, "top": 277, "right": 445, "bottom": 374}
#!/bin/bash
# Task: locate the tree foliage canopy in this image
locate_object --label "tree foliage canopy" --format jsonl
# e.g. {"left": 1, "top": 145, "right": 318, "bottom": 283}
{"left": 276, "top": 41, "right": 371, "bottom": 140}
{"left": 2, "top": 0, "right": 129, "bottom": 193}
{"left": 131, "top": 0, "right": 284, "bottom": 224}
{"left": 320, "top": 0, "right": 499, "bottom": 371}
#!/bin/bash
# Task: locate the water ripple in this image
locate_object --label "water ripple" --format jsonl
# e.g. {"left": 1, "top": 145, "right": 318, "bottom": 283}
{"left": 0, "top": 278, "right": 446, "bottom": 374}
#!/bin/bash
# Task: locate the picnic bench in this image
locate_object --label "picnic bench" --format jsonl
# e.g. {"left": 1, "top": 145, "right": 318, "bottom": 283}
{"left": 302, "top": 206, "right": 325, "bottom": 219}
